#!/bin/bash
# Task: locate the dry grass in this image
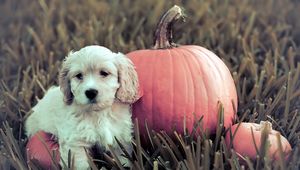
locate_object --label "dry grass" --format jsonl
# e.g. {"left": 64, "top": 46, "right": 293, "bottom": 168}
{"left": 0, "top": 0, "right": 300, "bottom": 169}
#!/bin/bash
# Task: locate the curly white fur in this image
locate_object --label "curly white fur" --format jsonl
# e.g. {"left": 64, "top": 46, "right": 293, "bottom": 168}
{"left": 25, "top": 45, "right": 139, "bottom": 169}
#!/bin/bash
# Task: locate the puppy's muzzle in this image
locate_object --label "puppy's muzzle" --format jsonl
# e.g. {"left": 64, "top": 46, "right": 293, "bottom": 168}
{"left": 85, "top": 89, "right": 98, "bottom": 102}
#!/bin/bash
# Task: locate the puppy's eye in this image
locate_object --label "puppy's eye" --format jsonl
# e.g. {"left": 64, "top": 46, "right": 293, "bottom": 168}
{"left": 100, "top": 70, "right": 109, "bottom": 77}
{"left": 75, "top": 73, "right": 83, "bottom": 80}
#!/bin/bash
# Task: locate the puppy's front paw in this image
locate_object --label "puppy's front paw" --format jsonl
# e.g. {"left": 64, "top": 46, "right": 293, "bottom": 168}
{"left": 60, "top": 143, "right": 91, "bottom": 170}
{"left": 60, "top": 152, "right": 91, "bottom": 170}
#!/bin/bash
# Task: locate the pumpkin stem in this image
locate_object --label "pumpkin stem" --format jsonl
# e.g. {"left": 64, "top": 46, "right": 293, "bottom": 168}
{"left": 153, "top": 5, "right": 185, "bottom": 49}
{"left": 259, "top": 121, "right": 272, "bottom": 132}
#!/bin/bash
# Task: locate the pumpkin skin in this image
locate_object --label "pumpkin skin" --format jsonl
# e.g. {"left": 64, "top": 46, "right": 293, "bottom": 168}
{"left": 26, "top": 131, "right": 60, "bottom": 168}
{"left": 127, "top": 6, "right": 237, "bottom": 136}
{"left": 225, "top": 122, "right": 292, "bottom": 160}
{"left": 128, "top": 46, "right": 237, "bottom": 135}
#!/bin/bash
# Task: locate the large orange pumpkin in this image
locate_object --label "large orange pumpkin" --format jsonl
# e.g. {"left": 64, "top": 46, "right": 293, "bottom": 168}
{"left": 127, "top": 6, "right": 238, "bottom": 136}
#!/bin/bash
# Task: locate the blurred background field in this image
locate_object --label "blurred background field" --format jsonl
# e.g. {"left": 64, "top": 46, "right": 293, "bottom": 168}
{"left": 0, "top": 0, "right": 300, "bottom": 169}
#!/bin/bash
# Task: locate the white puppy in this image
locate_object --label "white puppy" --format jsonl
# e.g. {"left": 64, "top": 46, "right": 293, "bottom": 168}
{"left": 25, "top": 45, "right": 139, "bottom": 169}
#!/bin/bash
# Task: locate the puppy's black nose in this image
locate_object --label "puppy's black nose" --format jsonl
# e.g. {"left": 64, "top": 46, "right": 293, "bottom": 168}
{"left": 85, "top": 89, "right": 98, "bottom": 100}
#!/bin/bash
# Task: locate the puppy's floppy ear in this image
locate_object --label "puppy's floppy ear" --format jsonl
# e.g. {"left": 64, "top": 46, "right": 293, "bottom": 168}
{"left": 59, "top": 56, "right": 73, "bottom": 105}
{"left": 115, "top": 53, "right": 140, "bottom": 104}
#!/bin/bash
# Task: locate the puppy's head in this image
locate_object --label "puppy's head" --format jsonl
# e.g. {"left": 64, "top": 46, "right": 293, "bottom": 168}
{"left": 59, "top": 45, "right": 139, "bottom": 110}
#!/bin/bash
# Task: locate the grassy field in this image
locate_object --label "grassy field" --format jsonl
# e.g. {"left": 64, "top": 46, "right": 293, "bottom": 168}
{"left": 0, "top": 0, "right": 300, "bottom": 169}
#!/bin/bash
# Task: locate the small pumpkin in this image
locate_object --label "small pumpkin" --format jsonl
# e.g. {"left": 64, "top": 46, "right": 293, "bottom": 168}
{"left": 127, "top": 6, "right": 237, "bottom": 136}
{"left": 225, "top": 121, "right": 292, "bottom": 160}
{"left": 26, "top": 131, "right": 60, "bottom": 168}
